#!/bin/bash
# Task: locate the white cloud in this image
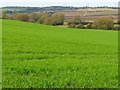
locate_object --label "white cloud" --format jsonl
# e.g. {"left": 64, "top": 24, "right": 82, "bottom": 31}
{"left": 2, "top": 0, "right": 119, "bottom": 2}
{"left": 1, "top": 0, "right": 119, "bottom": 7}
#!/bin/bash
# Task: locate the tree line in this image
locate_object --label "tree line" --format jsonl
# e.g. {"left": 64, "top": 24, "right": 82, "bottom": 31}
{"left": 2, "top": 13, "right": 120, "bottom": 30}
{"left": 67, "top": 16, "right": 120, "bottom": 30}
{"left": 2, "top": 12, "right": 65, "bottom": 26}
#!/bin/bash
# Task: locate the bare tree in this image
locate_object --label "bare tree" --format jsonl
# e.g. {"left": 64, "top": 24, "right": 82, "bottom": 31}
{"left": 93, "top": 17, "right": 114, "bottom": 30}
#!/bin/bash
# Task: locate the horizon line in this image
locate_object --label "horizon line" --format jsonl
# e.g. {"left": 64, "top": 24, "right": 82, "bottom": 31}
{"left": 1, "top": 5, "right": 119, "bottom": 8}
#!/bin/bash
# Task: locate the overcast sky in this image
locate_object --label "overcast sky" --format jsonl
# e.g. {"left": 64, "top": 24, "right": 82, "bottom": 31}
{"left": 1, "top": 0, "right": 120, "bottom": 7}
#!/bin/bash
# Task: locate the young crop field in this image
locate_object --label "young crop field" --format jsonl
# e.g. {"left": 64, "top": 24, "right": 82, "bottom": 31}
{"left": 2, "top": 20, "right": 118, "bottom": 88}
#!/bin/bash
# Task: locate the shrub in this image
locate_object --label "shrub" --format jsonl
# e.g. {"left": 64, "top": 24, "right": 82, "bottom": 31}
{"left": 51, "top": 13, "right": 65, "bottom": 25}
{"left": 29, "top": 12, "right": 40, "bottom": 23}
{"left": 86, "top": 23, "right": 93, "bottom": 29}
{"left": 75, "top": 24, "right": 85, "bottom": 29}
{"left": 117, "top": 20, "right": 120, "bottom": 24}
{"left": 93, "top": 17, "right": 114, "bottom": 30}
{"left": 75, "top": 24, "right": 82, "bottom": 28}
{"left": 2, "top": 14, "right": 8, "bottom": 19}
{"left": 68, "top": 24, "right": 76, "bottom": 28}
{"left": 14, "top": 13, "right": 29, "bottom": 22}
{"left": 113, "top": 25, "right": 120, "bottom": 30}
{"left": 79, "top": 25, "right": 85, "bottom": 29}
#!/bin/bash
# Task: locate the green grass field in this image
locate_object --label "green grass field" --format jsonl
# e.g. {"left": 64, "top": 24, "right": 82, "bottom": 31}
{"left": 2, "top": 20, "right": 118, "bottom": 88}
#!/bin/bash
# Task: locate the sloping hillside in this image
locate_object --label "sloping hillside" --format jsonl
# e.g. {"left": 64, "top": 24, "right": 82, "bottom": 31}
{"left": 2, "top": 20, "right": 118, "bottom": 88}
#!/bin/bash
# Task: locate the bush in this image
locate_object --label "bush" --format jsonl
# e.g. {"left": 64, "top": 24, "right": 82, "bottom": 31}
{"left": 75, "top": 24, "right": 82, "bottom": 28}
{"left": 14, "top": 13, "right": 29, "bottom": 22}
{"left": 75, "top": 24, "right": 85, "bottom": 29}
{"left": 2, "top": 14, "right": 8, "bottom": 19}
{"left": 79, "top": 25, "right": 85, "bottom": 29}
{"left": 86, "top": 23, "right": 93, "bottom": 29}
{"left": 43, "top": 17, "right": 52, "bottom": 25}
{"left": 93, "top": 17, "right": 114, "bottom": 30}
{"left": 51, "top": 13, "right": 65, "bottom": 25}
{"left": 117, "top": 20, "right": 120, "bottom": 24}
{"left": 29, "top": 12, "right": 40, "bottom": 23}
{"left": 113, "top": 25, "right": 120, "bottom": 30}
{"left": 68, "top": 24, "right": 76, "bottom": 28}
